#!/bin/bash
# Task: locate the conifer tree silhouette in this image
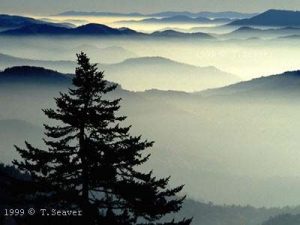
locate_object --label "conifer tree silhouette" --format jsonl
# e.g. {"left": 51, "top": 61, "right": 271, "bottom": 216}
{"left": 13, "top": 52, "right": 192, "bottom": 225}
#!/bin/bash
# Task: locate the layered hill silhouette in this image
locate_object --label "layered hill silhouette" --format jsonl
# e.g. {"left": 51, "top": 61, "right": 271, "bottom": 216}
{"left": 0, "top": 46, "right": 138, "bottom": 70}
{"left": 0, "top": 23, "right": 141, "bottom": 36}
{"left": 2, "top": 61, "right": 300, "bottom": 95}
{"left": 0, "top": 66, "right": 71, "bottom": 85}
{"left": 57, "top": 11, "right": 144, "bottom": 17}
{"left": 200, "top": 70, "right": 300, "bottom": 99}
{"left": 58, "top": 10, "right": 256, "bottom": 19}
{"left": 151, "top": 30, "right": 213, "bottom": 39}
{"left": 230, "top": 9, "right": 300, "bottom": 27}
{"left": 190, "top": 11, "right": 257, "bottom": 19}
{"left": 0, "top": 14, "right": 41, "bottom": 28}
{"left": 0, "top": 55, "right": 234, "bottom": 91}
{"left": 119, "top": 15, "right": 232, "bottom": 24}
{"left": 71, "top": 45, "right": 138, "bottom": 64}
{"left": 130, "top": 15, "right": 211, "bottom": 23}
{"left": 224, "top": 26, "right": 300, "bottom": 39}
{"left": 0, "top": 14, "right": 72, "bottom": 29}
{"left": 0, "top": 53, "right": 75, "bottom": 73}
{"left": 100, "top": 56, "right": 239, "bottom": 91}
{"left": 0, "top": 23, "right": 216, "bottom": 39}
{"left": 0, "top": 66, "right": 130, "bottom": 96}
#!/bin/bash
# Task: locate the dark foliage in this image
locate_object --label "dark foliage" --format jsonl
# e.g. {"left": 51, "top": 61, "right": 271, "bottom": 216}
{"left": 0, "top": 164, "right": 30, "bottom": 225}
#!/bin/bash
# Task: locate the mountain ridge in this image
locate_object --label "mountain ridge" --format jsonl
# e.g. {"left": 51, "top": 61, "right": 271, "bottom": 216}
{"left": 117, "top": 15, "right": 235, "bottom": 25}
{"left": 199, "top": 70, "right": 300, "bottom": 98}
{"left": 100, "top": 56, "right": 239, "bottom": 92}
{"left": 0, "top": 23, "right": 143, "bottom": 36}
{"left": 0, "top": 23, "right": 214, "bottom": 39}
{"left": 223, "top": 26, "right": 300, "bottom": 39}
{"left": 0, "top": 66, "right": 72, "bottom": 85}
{"left": 57, "top": 10, "right": 257, "bottom": 19}
{"left": 0, "top": 57, "right": 238, "bottom": 92}
{"left": 0, "top": 14, "right": 73, "bottom": 29}
{"left": 0, "top": 52, "right": 75, "bottom": 72}
{"left": 230, "top": 9, "right": 300, "bottom": 26}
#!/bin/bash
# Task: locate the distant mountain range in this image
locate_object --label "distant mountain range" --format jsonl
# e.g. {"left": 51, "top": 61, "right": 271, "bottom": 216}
{"left": 0, "top": 58, "right": 238, "bottom": 92}
{"left": 71, "top": 45, "right": 138, "bottom": 64}
{"left": 0, "top": 23, "right": 216, "bottom": 39}
{"left": 151, "top": 30, "right": 213, "bottom": 39}
{"left": 0, "top": 55, "right": 236, "bottom": 92}
{"left": 9, "top": 10, "right": 300, "bottom": 39}
{"left": 0, "top": 14, "right": 42, "bottom": 28}
{"left": 57, "top": 11, "right": 144, "bottom": 17}
{"left": 118, "top": 15, "right": 233, "bottom": 25}
{"left": 100, "top": 56, "right": 239, "bottom": 91}
{"left": 0, "top": 47, "right": 138, "bottom": 71}
{"left": 3, "top": 57, "right": 300, "bottom": 95}
{"left": 0, "top": 14, "right": 72, "bottom": 29}
{"left": 223, "top": 26, "right": 300, "bottom": 39}
{"left": 0, "top": 66, "right": 72, "bottom": 85}
{"left": 0, "top": 65, "right": 133, "bottom": 100}
{"left": 0, "top": 22, "right": 218, "bottom": 40}
{"left": 0, "top": 53, "right": 75, "bottom": 72}
{"left": 230, "top": 9, "right": 300, "bottom": 27}
{"left": 135, "top": 15, "right": 212, "bottom": 23}
{"left": 57, "top": 11, "right": 257, "bottom": 19}
{"left": 0, "top": 23, "right": 141, "bottom": 36}
{"left": 191, "top": 11, "right": 257, "bottom": 19}
{"left": 200, "top": 70, "right": 300, "bottom": 98}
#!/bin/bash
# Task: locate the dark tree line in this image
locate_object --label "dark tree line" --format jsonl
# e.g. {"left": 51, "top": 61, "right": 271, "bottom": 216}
{"left": 6, "top": 53, "right": 192, "bottom": 225}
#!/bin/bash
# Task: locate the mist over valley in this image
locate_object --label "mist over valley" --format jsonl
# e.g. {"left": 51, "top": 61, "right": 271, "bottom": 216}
{"left": 2, "top": 8, "right": 300, "bottom": 225}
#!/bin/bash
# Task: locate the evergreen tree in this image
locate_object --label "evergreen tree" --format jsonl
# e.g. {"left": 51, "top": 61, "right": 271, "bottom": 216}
{"left": 13, "top": 52, "right": 192, "bottom": 225}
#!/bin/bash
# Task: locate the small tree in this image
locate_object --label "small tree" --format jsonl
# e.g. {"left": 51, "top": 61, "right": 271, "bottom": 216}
{"left": 13, "top": 53, "right": 192, "bottom": 225}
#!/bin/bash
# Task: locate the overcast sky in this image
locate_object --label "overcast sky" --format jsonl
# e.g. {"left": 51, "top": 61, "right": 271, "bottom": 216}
{"left": 1, "top": 0, "right": 300, "bottom": 15}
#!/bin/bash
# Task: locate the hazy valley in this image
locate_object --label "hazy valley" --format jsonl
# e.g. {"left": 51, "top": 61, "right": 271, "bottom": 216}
{"left": 1, "top": 8, "right": 300, "bottom": 225}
